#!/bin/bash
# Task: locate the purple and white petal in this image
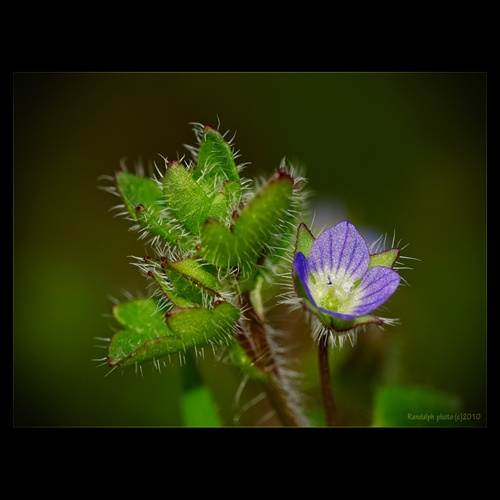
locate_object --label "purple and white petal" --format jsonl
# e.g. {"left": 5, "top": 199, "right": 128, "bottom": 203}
{"left": 293, "top": 252, "right": 318, "bottom": 308}
{"left": 351, "top": 266, "right": 400, "bottom": 316}
{"left": 308, "top": 221, "right": 369, "bottom": 283}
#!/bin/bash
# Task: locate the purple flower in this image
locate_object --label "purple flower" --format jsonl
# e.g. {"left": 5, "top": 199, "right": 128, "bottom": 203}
{"left": 293, "top": 221, "right": 401, "bottom": 332}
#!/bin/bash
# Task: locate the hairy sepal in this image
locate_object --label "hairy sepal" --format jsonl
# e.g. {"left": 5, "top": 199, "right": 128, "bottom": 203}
{"left": 369, "top": 248, "right": 400, "bottom": 269}
{"left": 294, "top": 222, "right": 315, "bottom": 257}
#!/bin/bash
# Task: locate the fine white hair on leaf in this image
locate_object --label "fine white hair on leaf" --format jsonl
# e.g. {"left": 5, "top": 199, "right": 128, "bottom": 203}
{"left": 100, "top": 122, "right": 312, "bottom": 425}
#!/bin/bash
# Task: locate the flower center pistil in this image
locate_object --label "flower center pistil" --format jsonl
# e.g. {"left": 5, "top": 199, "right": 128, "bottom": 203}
{"left": 311, "top": 273, "right": 355, "bottom": 313}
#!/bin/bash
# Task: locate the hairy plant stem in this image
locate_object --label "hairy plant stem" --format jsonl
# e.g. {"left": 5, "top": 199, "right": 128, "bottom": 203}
{"left": 239, "top": 292, "right": 307, "bottom": 426}
{"left": 318, "top": 339, "right": 339, "bottom": 426}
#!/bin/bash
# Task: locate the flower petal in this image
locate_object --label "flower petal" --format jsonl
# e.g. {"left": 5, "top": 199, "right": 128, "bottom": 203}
{"left": 308, "top": 221, "right": 369, "bottom": 283}
{"left": 293, "top": 252, "right": 317, "bottom": 307}
{"left": 351, "top": 266, "right": 400, "bottom": 316}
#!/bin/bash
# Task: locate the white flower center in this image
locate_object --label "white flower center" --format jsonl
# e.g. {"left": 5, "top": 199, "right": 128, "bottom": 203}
{"left": 310, "top": 273, "right": 357, "bottom": 313}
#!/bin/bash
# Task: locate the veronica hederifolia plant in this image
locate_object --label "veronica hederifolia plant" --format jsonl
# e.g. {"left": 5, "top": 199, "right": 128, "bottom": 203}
{"left": 98, "top": 123, "right": 310, "bottom": 426}
{"left": 98, "top": 122, "right": 410, "bottom": 426}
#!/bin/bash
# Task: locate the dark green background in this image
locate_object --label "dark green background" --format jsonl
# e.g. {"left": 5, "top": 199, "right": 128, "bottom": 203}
{"left": 13, "top": 72, "right": 486, "bottom": 426}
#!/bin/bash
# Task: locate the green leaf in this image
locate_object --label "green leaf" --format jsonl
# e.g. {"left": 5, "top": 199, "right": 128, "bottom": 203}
{"left": 143, "top": 257, "right": 222, "bottom": 304}
{"left": 196, "top": 127, "right": 241, "bottom": 187}
{"left": 199, "top": 219, "right": 239, "bottom": 267}
{"left": 166, "top": 301, "right": 240, "bottom": 346}
{"left": 206, "top": 180, "right": 240, "bottom": 224}
{"left": 233, "top": 171, "right": 294, "bottom": 255}
{"left": 149, "top": 269, "right": 203, "bottom": 308}
{"left": 116, "top": 172, "right": 181, "bottom": 245}
{"left": 108, "top": 328, "right": 184, "bottom": 367}
{"left": 166, "top": 259, "right": 222, "bottom": 294}
{"left": 261, "top": 169, "right": 304, "bottom": 267}
{"left": 194, "top": 127, "right": 242, "bottom": 224}
{"left": 372, "top": 384, "right": 462, "bottom": 427}
{"left": 162, "top": 161, "right": 212, "bottom": 233}
{"left": 200, "top": 171, "right": 295, "bottom": 268}
{"left": 116, "top": 172, "right": 164, "bottom": 218}
{"left": 112, "top": 296, "right": 167, "bottom": 334}
{"left": 369, "top": 248, "right": 400, "bottom": 269}
{"left": 108, "top": 298, "right": 181, "bottom": 367}
{"left": 107, "top": 298, "right": 240, "bottom": 368}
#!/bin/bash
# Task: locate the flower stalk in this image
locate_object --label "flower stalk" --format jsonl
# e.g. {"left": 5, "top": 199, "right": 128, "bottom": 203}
{"left": 318, "top": 340, "right": 339, "bottom": 426}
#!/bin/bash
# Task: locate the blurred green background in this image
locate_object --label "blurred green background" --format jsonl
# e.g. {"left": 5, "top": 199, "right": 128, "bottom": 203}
{"left": 13, "top": 72, "right": 486, "bottom": 427}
